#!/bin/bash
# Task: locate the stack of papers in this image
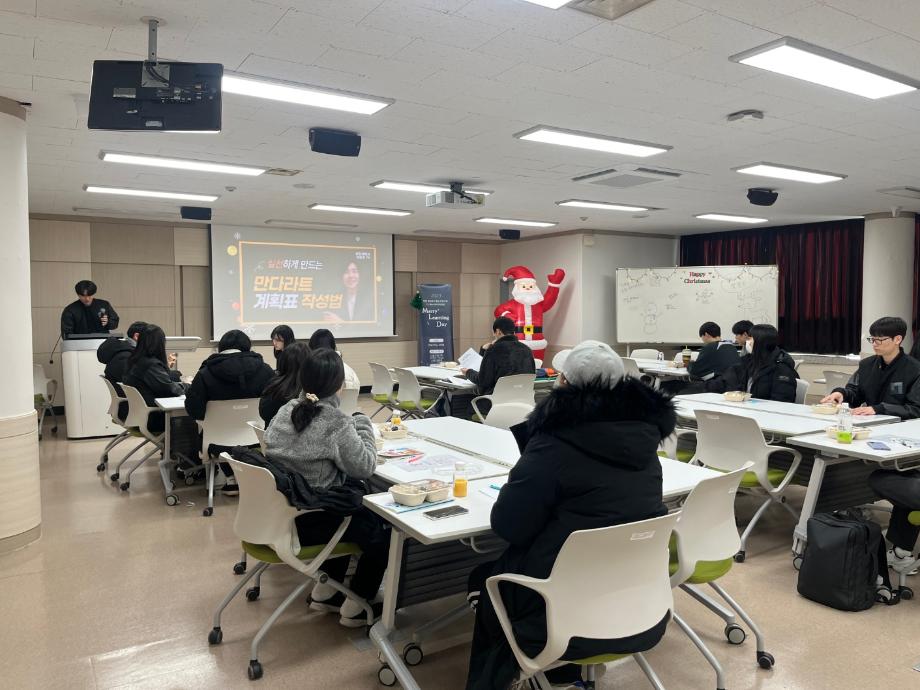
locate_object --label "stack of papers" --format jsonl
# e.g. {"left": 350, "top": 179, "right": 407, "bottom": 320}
{"left": 458, "top": 348, "right": 483, "bottom": 372}
{"left": 382, "top": 498, "right": 453, "bottom": 514}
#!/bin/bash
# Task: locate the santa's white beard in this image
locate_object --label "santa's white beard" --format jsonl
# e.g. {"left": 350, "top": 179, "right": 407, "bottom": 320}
{"left": 512, "top": 288, "right": 543, "bottom": 305}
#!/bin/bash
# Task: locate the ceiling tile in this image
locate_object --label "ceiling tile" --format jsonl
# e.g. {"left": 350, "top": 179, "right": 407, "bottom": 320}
{"left": 457, "top": 0, "right": 603, "bottom": 43}
{"left": 617, "top": 0, "right": 707, "bottom": 34}
{"left": 756, "top": 4, "right": 889, "bottom": 49}
{"left": 568, "top": 22, "right": 697, "bottom": 66}
{"left": 392, "top": 38, "right": 517, "bottom": 79}
{"left": 271, "top": 9, "right": 412, "bottom": 58}
{"left": 661, "top": 12, "right": 780, "bottom": 54}
{"left": 0, "top": 32, "right": 34, "bottom": 57}
{"left": 479, "top": 29, "right": 603, "bottom": 72}
{"left": 360, "top": 0, "right": 505, "bottom": 50}
{"left": 313, "top": 46, "right": 440, "bottom": 85}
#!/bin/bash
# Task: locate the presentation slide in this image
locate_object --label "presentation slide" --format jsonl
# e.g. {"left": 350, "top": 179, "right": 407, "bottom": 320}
{"left": 210, "top": 225, "right": 395, "bottom": 341}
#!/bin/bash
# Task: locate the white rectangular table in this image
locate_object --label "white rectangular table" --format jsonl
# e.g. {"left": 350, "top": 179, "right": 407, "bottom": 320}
{"left": 155, "top": 396, "right": 189, "bottom": 502}
{"left": 676, "top": 392, "right": 897, "bottom": 426}
{"left": 405, "top": 417, "right": 522, "bottom": 467}
{"left": 365, "top": 457, "right": 721, "bottom": 690}
{"left": 404, "top": 366, "right": 476, "bottom": 391}
{"left": 786, "top": 420, "right": 920, "bottom": 556}
{"left": 373, "top": 439, "right": 510, "bottom": 485}
{"left": 633, "top": 358, "right": 691, "bottom": 379}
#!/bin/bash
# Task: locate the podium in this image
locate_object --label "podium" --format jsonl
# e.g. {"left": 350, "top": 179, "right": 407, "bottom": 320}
{"left": 62, "top": 336, "right": 118, "bottom": 439}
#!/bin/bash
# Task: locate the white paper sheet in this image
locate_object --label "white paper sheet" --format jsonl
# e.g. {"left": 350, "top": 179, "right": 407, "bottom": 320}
{"left": 458, "top": 348, "right": 483, "bottom": 371}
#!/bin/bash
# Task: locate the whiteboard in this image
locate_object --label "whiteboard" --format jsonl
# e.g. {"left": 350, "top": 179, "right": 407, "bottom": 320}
{"left": 616, "top": 265, "right": 778, "bottom": 344}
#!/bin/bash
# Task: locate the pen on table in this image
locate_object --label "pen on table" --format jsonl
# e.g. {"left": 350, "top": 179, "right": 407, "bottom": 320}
{"left": 489, "top": 484, "right": 503, "bottom": 491}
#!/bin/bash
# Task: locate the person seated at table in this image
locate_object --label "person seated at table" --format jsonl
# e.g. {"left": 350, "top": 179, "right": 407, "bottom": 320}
{"left": 123, "top": 324, "right": 189, "bottom": 434}
{"left": 97, "top": 321, "right": 158, "bottom": 421}
{"left": 264, "top": 348, "right": 389, "bottom": 627}
{"left": 308, "top": 328, "right": 360, "bottom": 389}
{"left": 185, "top": 329, "right": 275, "bottom": 495}
{"left": 270, "top": 324, "right": 296, "bottom": 368}
{"left": 260, "top": 342, "right": 311, "bottom": 428}
{"left": 732, "top": 319, "right": 754, "bottom": 353}
{"left": 705, "top": 324, "right": 798, "bottom": 402}
{"left": 464, "top": 340, "right": 673, "bottom": 690}
{"left": 821, "top": 316, "right": 920, "bottom": 420}
{"left": 461, "top": 316, "right": 535, "bottom": 397}
{"left": 687, "top": 321, "right": 739, "bottom": 381}
{"left": 868, "top": 468, "right": 920, "bottom": 574}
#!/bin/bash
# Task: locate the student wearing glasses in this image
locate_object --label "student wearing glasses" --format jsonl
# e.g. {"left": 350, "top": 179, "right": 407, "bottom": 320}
{"left": 821, "top": 316, "right": 920, "bottom": 420}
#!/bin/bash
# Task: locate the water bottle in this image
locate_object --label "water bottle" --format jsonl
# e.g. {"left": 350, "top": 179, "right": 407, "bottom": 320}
{"left": 836, "top": 403, "right": 852, "bottom": 444}
{"left": 657, "top": 351, "right": 664, "bottom": 362}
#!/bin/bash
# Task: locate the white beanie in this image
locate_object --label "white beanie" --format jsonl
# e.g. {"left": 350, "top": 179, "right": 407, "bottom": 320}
{"left": 552, "top": 340, "right": 625, "bottom": 389}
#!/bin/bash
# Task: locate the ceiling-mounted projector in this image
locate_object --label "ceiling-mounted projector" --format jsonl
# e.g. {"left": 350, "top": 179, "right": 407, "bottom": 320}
{"left": 425, "top": 190, "right": 485, "bottom": 209}
{"left": 747, "top": 188, "right": 778, "bottom": 206}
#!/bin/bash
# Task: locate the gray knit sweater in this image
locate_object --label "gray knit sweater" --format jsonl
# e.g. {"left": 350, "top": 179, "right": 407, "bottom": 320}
{"left": 263, "top": 395, "right": 377, "bottom": 490}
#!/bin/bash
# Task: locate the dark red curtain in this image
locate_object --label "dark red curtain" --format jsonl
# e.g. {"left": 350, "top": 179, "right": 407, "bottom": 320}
{"left": 679, "top": 219, "right": 864, "bottom": 354}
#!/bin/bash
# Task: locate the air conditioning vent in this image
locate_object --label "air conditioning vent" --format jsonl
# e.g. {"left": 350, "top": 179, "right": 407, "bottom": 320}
{"left": 572, "top": 165, "right": 681, "bottom": 189}
{"left": 569, "top": 0, "right": 656, "bottom": 21}
{"left": 412, "top": 229, "right": 500, "bottom": 240}
{"left": 264, "top": 168, "right": 303, "bottom": 176}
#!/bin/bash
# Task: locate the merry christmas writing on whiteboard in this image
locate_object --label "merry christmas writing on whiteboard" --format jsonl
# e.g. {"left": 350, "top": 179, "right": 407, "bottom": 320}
{"left": 616, "top": 265, "right": 779, "bottom": 344}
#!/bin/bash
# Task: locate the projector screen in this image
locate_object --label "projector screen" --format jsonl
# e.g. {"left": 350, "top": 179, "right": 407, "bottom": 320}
{"left": 210, "top": 225, "right": 395, "bottom": 341}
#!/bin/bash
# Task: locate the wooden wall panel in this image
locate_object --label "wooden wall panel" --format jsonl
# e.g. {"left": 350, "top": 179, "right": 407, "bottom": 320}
{"left": 394, "top": 239, "right": 417, "bottom": 272}
{"left": 91, "top": 264, "right": 177, "bottom": 308}
{"left": 461, "top": 242, "right": 501, "bottom": 274}
{"left": 181, "top": 266, "right": 211, "bottom": 308}
{"left": 29, "top": 261, "right": 91, "bottom": 308}
{"left": 117, "top": 307, "right": 179, "bottom": 336}
{"left": 182, "top": 307, "right": 212, "bottom": 342}
{"left": 417, "top": 241, "right": 460, "bottom": 274}
{"left": 174, "top": 227, "right": 210, "bottom": 266}
{"left": 393, "top": 271, "right": 416, "bottom": 342}
{"left": 90, "top": 222, "right": 175, "bottom": 265}
{"left": 31, "top": 307, "right": 63, "bottom": 355}
{"left": 29, "top": 219, "right": 91, "bottom": 262}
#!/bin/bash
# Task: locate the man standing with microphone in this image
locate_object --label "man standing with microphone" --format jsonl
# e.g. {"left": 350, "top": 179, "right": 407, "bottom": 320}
{"left": 60, "top": 280, "right": 120, "bottom": 337}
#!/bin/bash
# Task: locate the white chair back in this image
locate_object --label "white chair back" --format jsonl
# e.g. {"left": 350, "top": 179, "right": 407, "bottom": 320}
{"left": 338, "top": 388, "right": 359, "bottom": 416}
{"left": 100, "top": 376, "right": 126, "bottom": 423}
{"left": 487, "top": 513, "right": 679, "bottom": 675}
{"left": 631, "top": 348, "right": 661, "bottom": 360}
{"left": 199, "top": 399, "right": 260, "bottom": 455}
{"left": 228, "top": 457, "right": 300, "bottom": 546}
{"left": 368, "top": 362, "right": 396, "bottom": 402}
{"left": 793, "top": 359, "right": 804, "bottom": 371}
{"left": 120, "top": 384, "right": 160, "bottom": 439}
{"left": 33, "top": 364, "right": 51, "bottom": 398}
{"left": 622, "top": 357, "right": 643, "bottom": 379}
{"left": 794, "top": 379, "right": 810, "bottom": 405}
{"left": 533, "top": 358, "right": 543, "bottom": 368}
{"left": 392, "top": 368, "right": 423, "bottom": 407}
{"left": 670, "top": 467, "right": 749, "bottom": 587}
{"left": 490, "top": 374, "right": 536, "bottom": 406}
{"left": 247, "top": 420, "right": 266, "bottom": 445}
{"left": 692, "top": 411, "right": 768, "bottom": 476}
{"left": 483, "top": 402, "right": 534, "bottom": 430}
{"left": 823, "top": 370, "right": 850, "bottom": 395}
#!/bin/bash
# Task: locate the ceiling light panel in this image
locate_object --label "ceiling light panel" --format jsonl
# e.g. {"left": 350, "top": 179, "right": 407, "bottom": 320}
{"left": 556, "top": 199, "right": 650, "bottom": 212}
{"left": 222, "top": 74, "right": 393, "bottom": 114}
{"left": 309, "top": 204, "right": 412, "bottom": 217}
{"left": 371, "top": 181, "right": 492, "bottom": 195}
{"left": 695, "top": 213, "right": 767, "bottom": 224}
{"left": 101, "top": 151, "right": 266, "bottom": 176}
{"left": 84, "top": 185, "right": 219, "bottom": 202}
{"left": 265, "top": 219, "right": 358, "bottom": 228}
{"left": 475, "top": 217, "right": 557, "bottom": 228}
{"left": 733, "top": 162, "right": 845, "bottom": 184}
{"left": 514, "top": 126, "right": 671, "bottom": 157}
{"left": 730, "top": 37, "right": 919, "bottom": 99}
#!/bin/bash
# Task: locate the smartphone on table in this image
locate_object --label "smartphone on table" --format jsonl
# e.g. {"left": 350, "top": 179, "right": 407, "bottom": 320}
{"left": 867, "top": 441, "right": 890, "bottom": 451}
{"left": 423, "top": 505, "right": 469, "bottom": 520}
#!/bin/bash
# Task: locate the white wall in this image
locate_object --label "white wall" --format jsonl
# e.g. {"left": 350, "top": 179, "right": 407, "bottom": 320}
{"left": 861, "top": 214, "right": 915, "bottom": 355}
{"left": 582, "top": 234, "right": 680, "bottom": 348}
{"left": 500, "top": 234, "right": 584, "bottom": 348}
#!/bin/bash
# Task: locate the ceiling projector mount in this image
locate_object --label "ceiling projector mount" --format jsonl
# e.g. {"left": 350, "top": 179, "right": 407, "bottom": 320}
{"left": 425, "top": 182, "right": 486, "bottom": 209}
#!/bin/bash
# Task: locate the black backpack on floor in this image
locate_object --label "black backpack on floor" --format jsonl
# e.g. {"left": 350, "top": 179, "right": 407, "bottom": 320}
{"left": 797, "top": 510, "right": 893, "bottom": 611}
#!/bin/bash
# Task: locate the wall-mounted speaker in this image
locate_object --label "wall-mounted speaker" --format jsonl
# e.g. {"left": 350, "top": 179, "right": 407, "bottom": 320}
{"left": 180, "top": 206, "right": 212, "bottom": 220}
{"left": 308, "top": 128, "right": 361, "bottom": 157}
{"left": 499, "top": 229, "right": 521, "bottom": 240}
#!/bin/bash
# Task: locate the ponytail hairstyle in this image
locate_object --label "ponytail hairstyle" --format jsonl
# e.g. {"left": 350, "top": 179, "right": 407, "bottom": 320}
{"left": 290, "top": 348, "right": 346, "bottom": 432}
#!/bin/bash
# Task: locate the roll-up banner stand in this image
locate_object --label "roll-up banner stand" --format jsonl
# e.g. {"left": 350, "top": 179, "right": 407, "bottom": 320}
{"left": 418, "top": 283, "right": 454, "bottom": 366}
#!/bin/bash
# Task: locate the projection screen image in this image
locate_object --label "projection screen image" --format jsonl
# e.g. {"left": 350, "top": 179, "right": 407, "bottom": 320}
{"left": 210, "top": 225, "right": 395, "bottom": 341}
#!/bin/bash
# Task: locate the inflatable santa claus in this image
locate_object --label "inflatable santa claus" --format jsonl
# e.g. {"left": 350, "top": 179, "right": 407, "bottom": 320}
{"left": 494, "top": 265, "right": 565, "bottom": 361}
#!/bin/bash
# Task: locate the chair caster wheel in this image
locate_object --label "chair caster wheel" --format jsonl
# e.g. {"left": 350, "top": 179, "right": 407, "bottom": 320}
{"left": 165, "top": 494, "right": 179, "bottom": 506}
{"left": 725, "top": 624, "right": 746, "bottom": 645}
{"left": 202, "top": 507, "right": 213, "bottom": 517}
{"left": 120, "top": 482, "right": 130, "bottom": 491}
{"left": 51, "top": 426, "right": 58, "bottom": 434}
{"left": 110, "top": 473, "right": 119, "bottom": 482}
{"left": 96, "top": 463, "right": 106, "bottom": 472}
{"left": 185, "top": 475, "right": 196, "bottom": 486}
{"left": 757, "top": 651, "right": 775, "bottom": 669}
{"left": 377, "top": 664, "right": 397, "bottom": 686}
{"left": 208, "top": 627, "right": 223, "bottom": 645}
{"left": 734, "top": 550, "right": 746, "bottom": 563}
{"left": 248, "top": 660, "right": 263, "bottom": 681}
{"left": 233, "top": 561, "right": 247, "bottom": 575}
{"left": 403, "top": 642, "right": 423, "bottom": 666}
{"left": 792, "top": 556, "right": 803, "bottom": 571}
{"left": 900, "top": 587, "right": 914, "bottom": 600}
{"left": 246, "top": 587, "right": 260, "bottom": 602}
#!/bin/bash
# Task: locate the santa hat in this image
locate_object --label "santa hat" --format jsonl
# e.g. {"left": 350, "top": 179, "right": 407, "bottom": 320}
{"left": 502, "top": 265, "right": 535, "bottom": 283}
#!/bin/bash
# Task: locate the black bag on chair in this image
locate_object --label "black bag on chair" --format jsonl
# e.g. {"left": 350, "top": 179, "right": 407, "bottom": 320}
{"left": 797, "top": 510, "right": 891, "bottom": 611}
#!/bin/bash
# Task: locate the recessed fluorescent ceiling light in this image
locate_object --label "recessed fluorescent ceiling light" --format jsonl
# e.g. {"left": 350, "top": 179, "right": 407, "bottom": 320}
{"left": 556, "top": 199, "right": 650, "bottom": 212}
{"left": 514, "top": 126, "right": 671, "bottom": 157}
{"left": 265, "top": 219, "right": 358, "bottom": 228}
{"left": 72, "top": 207, "right": 178, "bottom": 219}
{"left": 520, "top": 0, "right": 573, "bottom": 8}
{"left": 475, "top": 217, "right": 557, "bottom": 228}
{"left": 101, "top": 151, "right": 266, "bottom": 176}
{"left": 84, "top": 185, "right": 219, "bottom": 202}
{"left": 309, "top": 204, "right": 412, "bottom": 217}
{"left": 730, "top": 37, "right": 919, "bottom": 99}
{"left": 371, "top": 181, "right": 492, "bottom": 195}
{"left": 733, "top": 162, "right": 845, "bottom": 184}
{"left": 695, "top": 213, "right": 767, "bottom": 224}
{"left": 222, "top": 74, "right": 392, "bottom": 114}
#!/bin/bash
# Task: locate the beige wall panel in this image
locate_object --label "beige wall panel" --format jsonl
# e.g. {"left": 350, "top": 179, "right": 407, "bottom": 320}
{"left": 182, "top": 307, "right": 212, "bottom": 342}
{"left": 339, "top": 340, "right": 419, "bottom": 387}
{"left": 394, "top": 239, "right": 418, "bottom": 272}
{"left": 174, "top": 226, "right": 210, "bottom": 266}
{"left": 393, "top": 271, "right": 416, "bottom": 342}
{"left": 90, "top": 223, "right": 175, "bottom": 265}
{"left": 29, "top": 219, "right": 91, "bottom": 262}
{"left": 459, "top": 274, "right": 474, "bottom": 306}
{"left": 30, "top": 261, "right": 92, "bottom": 308}
{"left": 181, "top": 266, "right": 211, "bottom": 308}
{"left": 469, "top": 306, "right": 495, "bottom": 341}
{"left": 461, "top": 243, "right": 501, "bottom": 274}
{"left": 92, "top": 264, "right": 177, "bottom": 308}
{"left": 471, "top": 274, "right": 499, "bottom": 308}
{"left": 117, "top": 307, "right": 178, "bottom": 335}
{"left": 417, "top": 241, "right": 460, "bottom": 274}
{"left": 31, "top": 308, "right": 64, "bottom": 355}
